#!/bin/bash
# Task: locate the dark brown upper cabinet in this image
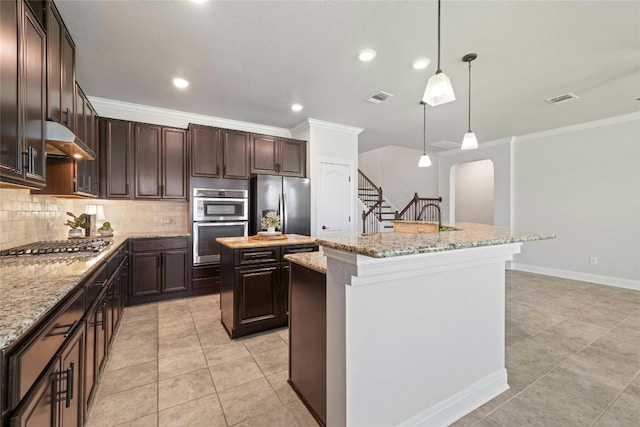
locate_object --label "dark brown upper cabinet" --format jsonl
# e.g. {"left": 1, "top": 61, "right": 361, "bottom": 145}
{"left": 31, "top": 83, "right": 99, "bottom": 198}
{"left": 134, "top": 123, "right": 162, "bottom": 198}
{"left": 0, "top": 0, "right": 47, "bottom": 189}
{"left": 100, "top": 118, "right": 133, "bottom": 199}
{"left": 46, "top": 1, "right": 75, "bottom": 129}
{"left": 161, "top": 127, "right": 188, "bottom": 199}
{"left": 250, "top": 134, "right": 306, "bottom": 177}
{"left": 189, "top": 124, "right": 221, "bottom": 177}
{"left": 222, "top": 129, "right": 250, "bottom": 179}
{"left": 134, "top": 123, "right": 187, "bottom": 200}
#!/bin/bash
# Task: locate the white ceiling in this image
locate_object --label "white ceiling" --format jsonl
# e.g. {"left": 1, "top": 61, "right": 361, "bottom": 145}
{"left": 56, "top": 0, "right": 640, "bottom": 153}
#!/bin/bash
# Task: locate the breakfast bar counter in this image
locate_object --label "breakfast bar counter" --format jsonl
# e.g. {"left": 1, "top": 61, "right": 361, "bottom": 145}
{"left": 314, "top": 223, "right": 554, "bottom": 427}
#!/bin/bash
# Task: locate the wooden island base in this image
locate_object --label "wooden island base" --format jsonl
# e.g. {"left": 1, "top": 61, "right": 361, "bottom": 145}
{"left": 216, "top": 234, "right": 317, "bottom": 339}
{"left": 288, "top": 261, "right": 327, "bottom": 426}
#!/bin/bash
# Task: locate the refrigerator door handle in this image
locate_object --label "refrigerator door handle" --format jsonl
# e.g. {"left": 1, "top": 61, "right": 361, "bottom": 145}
{"left": 281, "top": 192, "right": 286, "bottom": 233}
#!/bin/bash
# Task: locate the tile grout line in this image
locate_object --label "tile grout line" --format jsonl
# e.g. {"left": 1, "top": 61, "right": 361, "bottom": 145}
{"left": 475, "top": 284, "right": 638, "bottom": 426}
{"left": 189, "top": 299, "right": 231, "bottom": 427}
{"left": 588, "top": 369, "right": 640, "bottom": 427}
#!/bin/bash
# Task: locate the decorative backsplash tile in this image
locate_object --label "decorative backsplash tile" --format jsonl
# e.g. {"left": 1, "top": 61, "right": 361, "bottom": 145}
{"left": 0, "top": 189, "right": 189, "bottom": 250}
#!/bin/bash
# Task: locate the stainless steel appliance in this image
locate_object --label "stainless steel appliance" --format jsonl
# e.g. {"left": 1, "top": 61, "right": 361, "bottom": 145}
{"left": 249, "top": 175, "right": 311, "bottom": 236}
{"left": 192, "top": 188, "right": 248, "bottom": 221}
{"left": 192, "top": 188, "right": 248, "bottom": 265}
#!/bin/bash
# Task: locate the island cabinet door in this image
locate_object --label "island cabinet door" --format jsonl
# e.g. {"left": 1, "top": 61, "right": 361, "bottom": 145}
{"left": 234, "top": 265, "right": 281, "bottom": 335}
{"left": 9, "top": 361, "right": 57, "bottom": 427}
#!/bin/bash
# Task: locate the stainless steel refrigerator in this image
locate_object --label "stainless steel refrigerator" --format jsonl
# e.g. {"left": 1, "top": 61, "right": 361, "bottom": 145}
{"left": 250, "top": 175, "right": 311, "bottom": 236}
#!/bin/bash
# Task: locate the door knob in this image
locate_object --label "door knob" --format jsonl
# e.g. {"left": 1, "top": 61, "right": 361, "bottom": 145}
{"left": 322, "top": 225, "right": 329, "bottom": 230}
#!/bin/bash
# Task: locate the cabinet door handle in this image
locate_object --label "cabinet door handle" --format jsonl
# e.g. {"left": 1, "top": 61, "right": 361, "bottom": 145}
{"left": 29, "top": 147, "right": 34, "bottom": 174}
{"left": 223, "top": 165, "right": 226, "bottom": 176}
{"left": 66, "top": 361, "right": 74, "bottom": 407}
{"left": 101, "top": 302, "right": 107, "bottom": 330}
{"left": 216, "top": 165, "right": 220, "bottom": 176}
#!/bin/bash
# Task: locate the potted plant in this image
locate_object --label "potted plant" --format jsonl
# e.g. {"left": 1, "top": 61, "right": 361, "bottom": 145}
{"left": 97, "top": 221, "right": 114, "bottom": 237}
{"left": 261, "top": 212, "right": 281, "bottom": 233}
{"left": 65, "top": 212, "right": 89, "bottom": 238}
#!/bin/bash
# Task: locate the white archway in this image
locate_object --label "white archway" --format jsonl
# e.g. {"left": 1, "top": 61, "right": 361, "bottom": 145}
{"left": 449, "top": 159, "right": 495, "bottom": 225}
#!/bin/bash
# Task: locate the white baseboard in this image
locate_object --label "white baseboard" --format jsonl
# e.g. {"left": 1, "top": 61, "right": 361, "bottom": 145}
{"left": 509, "top": 263, "right": 640, "bottom": 291}
{"left": 398, "top": 369, "right": 509, "bottom": 427}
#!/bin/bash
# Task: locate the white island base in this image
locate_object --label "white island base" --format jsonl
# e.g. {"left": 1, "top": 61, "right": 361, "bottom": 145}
{"left": 323, "top": 243, "right": 523, "bottom": 427}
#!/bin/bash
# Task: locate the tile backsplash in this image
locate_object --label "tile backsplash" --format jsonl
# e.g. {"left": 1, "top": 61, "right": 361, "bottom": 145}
{"left": 0, "top": 188, "right": 189, "bottom": 250}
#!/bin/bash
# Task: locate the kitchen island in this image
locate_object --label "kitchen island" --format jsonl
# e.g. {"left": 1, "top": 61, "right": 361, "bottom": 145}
{"left": 217, "top": 234, "right": 317, "bottom": 338}
{"left": 313, "top": 222, "right": 555, "bottom": 427}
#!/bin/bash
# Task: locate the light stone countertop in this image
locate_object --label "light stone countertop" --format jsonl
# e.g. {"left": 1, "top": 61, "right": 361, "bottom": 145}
{"left": 0, "top": 232, "right": 190, "bottom": 350}
{"left": 284, "top": 251, "right": 327, "bottom": 274}
{"left": 316, "top": 222, "right": 556, "bottom": 258}
{"left": 216, "top": 234, "right": 316, "bottom": 249}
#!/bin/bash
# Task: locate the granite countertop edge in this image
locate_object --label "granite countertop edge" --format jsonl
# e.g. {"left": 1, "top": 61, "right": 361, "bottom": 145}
{"left": 216, "top": 234, "right": 317, "bottom": 249}
{"left": 284, "top": 252, "right": 327, "bottom": 274}
{"left": 316, "top": 223, "right": 556, "bottom": 258}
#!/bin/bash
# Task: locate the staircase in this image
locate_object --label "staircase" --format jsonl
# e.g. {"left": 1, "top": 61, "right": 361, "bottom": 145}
{"left": 357, "top": 170, "right": 397, "bottom": 233}
{"left": 358, "top": 169, "right": 443, "bottom": 235}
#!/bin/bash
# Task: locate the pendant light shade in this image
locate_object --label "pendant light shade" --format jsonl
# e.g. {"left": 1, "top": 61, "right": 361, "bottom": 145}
{"left": 461, "top": 132, "right": 478, "bottom": 150}
{"left": 418, "top": 101, "right": 431, "bottom": 167}
{"left": 461, "top": 53, "right": 478, "bottom": 150}
{"left": 422, "top": 0, "right": 455, "bottom": 106}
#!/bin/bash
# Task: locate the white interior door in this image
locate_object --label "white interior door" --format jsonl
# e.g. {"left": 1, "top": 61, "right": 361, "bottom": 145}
{"left": 318, "top": 161, "right": 352, "bottom": 238}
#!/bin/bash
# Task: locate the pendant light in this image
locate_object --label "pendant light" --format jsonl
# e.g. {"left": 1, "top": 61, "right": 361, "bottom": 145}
{"left": 418, "top": 101, "right": 432, "bottom": 167}
{"left": 461, "top": 53, "right": 478, "bottom": 150}
{"left": 422, "top": 0, "right": 455, "bottom": 106}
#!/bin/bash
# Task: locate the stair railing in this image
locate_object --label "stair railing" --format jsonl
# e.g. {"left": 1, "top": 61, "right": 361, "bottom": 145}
{"left": 395, "top": 193, "right": 443, "bottom": 225}
{"left": 358, "top": 170, "right": 383, "bottom": 234}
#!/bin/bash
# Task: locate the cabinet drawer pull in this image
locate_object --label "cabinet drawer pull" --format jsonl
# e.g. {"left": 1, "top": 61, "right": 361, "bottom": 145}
{"left": 48, "top": 321, "right": 77, "bottom": 338}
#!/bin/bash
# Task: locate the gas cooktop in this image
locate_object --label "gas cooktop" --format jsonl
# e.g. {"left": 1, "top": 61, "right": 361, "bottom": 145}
{"left": 0, "top": 238, "right": 111, "bottom": 257}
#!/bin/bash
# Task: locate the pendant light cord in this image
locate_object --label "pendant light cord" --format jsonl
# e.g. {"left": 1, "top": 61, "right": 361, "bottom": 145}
{"left": 423, "top": 103, "right": 427, "bottom": 154}
{"left": 468, "top": 60, "right": 472, "bottom": 132}
{"left": 437, "top": 0, "right": 441, "bottom": 73}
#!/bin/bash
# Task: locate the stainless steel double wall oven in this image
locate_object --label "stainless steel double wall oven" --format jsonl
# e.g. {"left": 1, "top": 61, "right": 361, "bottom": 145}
{"left": 191, "top": 188, "right": 248, "bottom": 265}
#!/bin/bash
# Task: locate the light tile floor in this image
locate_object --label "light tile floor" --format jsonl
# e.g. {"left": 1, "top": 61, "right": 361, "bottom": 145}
{"left": 86, "top": 271, "right": 640, "bottom": 426}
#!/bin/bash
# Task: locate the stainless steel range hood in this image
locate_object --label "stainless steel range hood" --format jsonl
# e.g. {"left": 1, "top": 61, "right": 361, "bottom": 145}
{"left": 44, "top": 121, "right": 96, "bottom": 160}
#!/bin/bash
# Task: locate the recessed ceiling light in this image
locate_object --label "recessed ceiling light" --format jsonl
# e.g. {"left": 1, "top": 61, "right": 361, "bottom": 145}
{"left": 413, "top": 58, "right": 431, "bottom": 70}
{"left": 291, "top": 104, "right": 303, "bottom": 112}
{"left": 190, "top": 0, "right": 208, "bottom": 4}
{"left": 173, "top": 78, "right": 189, "bottom": 89}
{"left": 358, "top": 49, "right": 377, "bottom": 62}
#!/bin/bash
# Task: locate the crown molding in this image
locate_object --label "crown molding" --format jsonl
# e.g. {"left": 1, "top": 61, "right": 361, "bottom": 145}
{"left": 514, "top": 111, "right": 640, "bottom": 143}
{"left": 88, "top": 97, "right": 292, "bottom": 137}
{"left": 303, "top": 118, "right": 364, "bottom": 135}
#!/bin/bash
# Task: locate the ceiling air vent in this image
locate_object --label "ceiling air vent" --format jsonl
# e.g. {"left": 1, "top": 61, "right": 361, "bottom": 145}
{"left": 545, "top": 93, "right": 579, "bottom": 105}
{"left": 367, "top": 91, "right": 394, "bottom": 104}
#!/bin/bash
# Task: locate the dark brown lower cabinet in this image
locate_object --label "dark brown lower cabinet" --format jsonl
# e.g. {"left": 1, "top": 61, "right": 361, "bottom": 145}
{"left": 220, "top": 243, "right": 318, "bottom": 338}
{"left": 10, "top": 324, "right": 84, "bottom": 427}
{"left": 129, "top": 237, "right": 190, "bottom": 304}
{"left": 191, "top": 264, "right": 220, "bottom": 292}
{"left": 288, "top": 263, "right": 327, "bottom": 426}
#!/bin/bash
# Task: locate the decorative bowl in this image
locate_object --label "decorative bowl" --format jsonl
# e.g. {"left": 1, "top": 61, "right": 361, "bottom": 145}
{"left": 97, "top": 229, "right": 114, "bottom": 237}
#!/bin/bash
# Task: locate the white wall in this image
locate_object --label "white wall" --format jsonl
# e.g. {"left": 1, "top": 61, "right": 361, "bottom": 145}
{"left": 454, "top": 159, "right": 495, "bottom": 225}
{"left": 358, "top": 145, "right": 438, "bottom": 210}
{"left": 438, "top": 139, "right": 512, "bottom": 228}
{"left": 511, "top": 113, "right": 640, "bottom": 289}
{"left": 291, "top": 119, "right": 362, "bottom": 237}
